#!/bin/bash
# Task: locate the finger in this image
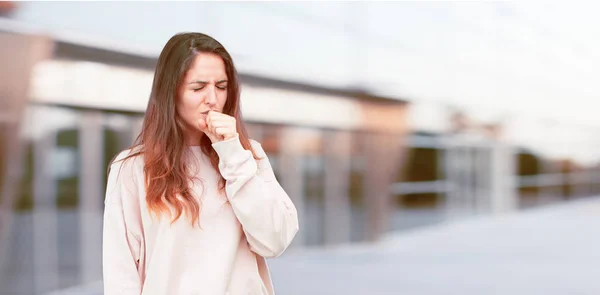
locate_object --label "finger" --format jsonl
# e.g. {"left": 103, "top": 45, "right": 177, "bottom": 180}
{"left": 207, "top": 110, "right": 226, "bottom": 119}
{"left": 208, "top": 111, "right": 235, "bottom": 121}
{"left": 208, "top": 115, "right": 235, "bottom": 128}
{"left": 206, "top": 117, "right": 221, "bottom": 130}
{"left": 206, "top": 114, "right": 225, "bottom": 128}
{"left": 214, "top": 127, "right": 232, "bottom": 136}
{"left": 210, "top": 118, "right": 236, "bottom": 131}
{"left": 207, "top": 114, "right": 233, "bottom": 124}
{"left": 204, "top": 114, "right": 212, "bottom": 129}
{"left": 206, "top": 113, "right": 235, "bottom": 135}
{"left": 206, "top": 115, "right": 221, "bottom": 127}
{"left": 209, "top": 120, "right": 233, "bottom": 129}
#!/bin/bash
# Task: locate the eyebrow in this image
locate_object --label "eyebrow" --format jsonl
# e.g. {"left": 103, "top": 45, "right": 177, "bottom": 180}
{"left": 188, "top": 80, "right": 228, "bottom": 85}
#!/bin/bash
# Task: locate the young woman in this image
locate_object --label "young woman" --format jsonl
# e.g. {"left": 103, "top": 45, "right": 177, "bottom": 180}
{"left": 102, "top": 32, "right": 299, "bottom": 295}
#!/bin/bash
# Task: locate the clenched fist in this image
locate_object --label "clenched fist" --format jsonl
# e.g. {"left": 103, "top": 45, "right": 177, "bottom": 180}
{"left": 199, "top": 111, "right": 238, "bottom": 143}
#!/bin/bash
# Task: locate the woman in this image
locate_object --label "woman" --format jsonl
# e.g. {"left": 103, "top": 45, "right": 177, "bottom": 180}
{"left": 102, "top": 32, "right": 299, "bottom": 295}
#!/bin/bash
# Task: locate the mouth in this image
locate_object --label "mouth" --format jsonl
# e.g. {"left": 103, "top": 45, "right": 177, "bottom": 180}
{"left": 200, "top": 110, "right": 211, "bottom": 115}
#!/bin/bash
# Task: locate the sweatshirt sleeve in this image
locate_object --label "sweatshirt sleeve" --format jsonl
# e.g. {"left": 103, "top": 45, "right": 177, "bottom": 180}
{"left": 212, "top": 135, "right": 299, "bottom": 258}
{"left": 102, "top": 150, "right": 144, "bottom": 295}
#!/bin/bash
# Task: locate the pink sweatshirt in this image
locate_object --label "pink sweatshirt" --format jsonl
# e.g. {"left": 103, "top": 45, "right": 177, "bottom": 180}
{"left": 102, "top": 135, "right": 299, "bottom": 295}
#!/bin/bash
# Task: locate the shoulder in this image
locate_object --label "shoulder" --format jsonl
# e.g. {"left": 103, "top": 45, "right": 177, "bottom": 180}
{"left": 105, "top": 146, "right": 145, "bottom": 202}
{"left": 109, "top": 145, "right": 145, "bottom": 175}
{"left": 104, "top": 146, "right": 150, "bottom": 210}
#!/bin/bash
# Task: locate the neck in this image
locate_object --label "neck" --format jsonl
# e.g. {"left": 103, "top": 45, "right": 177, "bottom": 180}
{"left": 184, "top": 126, "right": 204, "bottom": 147}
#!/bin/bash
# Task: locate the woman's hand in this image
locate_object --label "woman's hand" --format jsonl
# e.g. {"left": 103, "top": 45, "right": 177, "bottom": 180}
{"left": 200, "top": 111, "right": 238, "bottom": 143}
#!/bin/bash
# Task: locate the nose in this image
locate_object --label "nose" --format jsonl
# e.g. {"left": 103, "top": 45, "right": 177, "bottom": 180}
{"left": 205, "top": 86, "right": 217, "bottom": 106}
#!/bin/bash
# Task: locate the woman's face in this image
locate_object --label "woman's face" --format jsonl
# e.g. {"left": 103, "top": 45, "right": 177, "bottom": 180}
{"left": 176, "top": 52, "right": 228, "bottom": 143}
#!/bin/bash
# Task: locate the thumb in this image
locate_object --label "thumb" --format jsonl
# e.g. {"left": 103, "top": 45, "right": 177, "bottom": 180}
{"left": 198, "top": 119, "right": 220, "bottom": 144}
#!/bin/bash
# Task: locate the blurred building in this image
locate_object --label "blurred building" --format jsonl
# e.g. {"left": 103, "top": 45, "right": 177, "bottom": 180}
{"left": 0, "top": 12, "right": 411, "bottom": 295}
{"left": 1, "top": 2, "right": 600, "bottom": 295}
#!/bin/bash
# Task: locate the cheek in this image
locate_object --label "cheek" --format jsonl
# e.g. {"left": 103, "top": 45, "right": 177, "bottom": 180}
{"left": 185, "top": 92, "right": 205, "bottom": 106}
{"left": 178, "top": 93, "right": 203, "bottom": 122}
{"left": 218, "top": 92, "right": 228, "bottom": 109}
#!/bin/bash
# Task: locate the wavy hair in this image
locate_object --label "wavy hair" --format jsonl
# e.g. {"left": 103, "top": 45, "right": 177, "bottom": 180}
{"left": 114, "top": 32, "right": 257, "bottom": 226}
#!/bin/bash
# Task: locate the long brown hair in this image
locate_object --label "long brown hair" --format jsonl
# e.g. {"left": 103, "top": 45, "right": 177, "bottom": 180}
{"left": 116, "top": 32, "right": 257, "bottom": 226}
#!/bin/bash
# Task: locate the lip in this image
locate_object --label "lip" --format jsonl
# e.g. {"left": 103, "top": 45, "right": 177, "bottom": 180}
{"left": 200, "top": 110, "right": 211, "bottom": 115}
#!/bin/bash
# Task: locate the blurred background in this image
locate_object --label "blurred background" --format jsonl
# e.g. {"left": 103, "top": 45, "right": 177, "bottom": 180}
{"left": 1, "top": 1, "right": 600, "bottom": 294}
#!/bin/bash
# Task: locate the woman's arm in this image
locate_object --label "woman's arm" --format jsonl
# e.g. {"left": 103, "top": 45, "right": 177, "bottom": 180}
{"left": 102, "top": 150, "right": 144, "bottom": 294}
{"left": 212, "top": 135, "right": 299, "bottom": 258}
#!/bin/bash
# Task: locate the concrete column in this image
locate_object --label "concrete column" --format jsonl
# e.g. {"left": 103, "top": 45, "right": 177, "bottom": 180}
{"left": 278, "top": 128, "right": 306, "bottom": 248}
{"left": 463, "top": 145, "right": 475, "bottom": 216}
{"left": 490, "top": 143, "right": 518, "bottom": 214}
{"left": 363, "top": 132, "right": 404, "bottom": 242}
{"left": 33, "top": 132, "right": 59, "bottom": 294}
{"left": 78, "top": 111, "right": 104, "bottom": 284}
{"left": 0, "top": 32, "right": 53, "bottom": 278}
{"left": 323, "top": 130, "right": 351, "bottom": 246}
{"left": 444, "top": 136, "right": 461, "bottom": 219}
{"left": 447, "top": 139, "right": 473, "bottom": 219}
{"left": 475, "top": 143, "right": 491, "bottom": 214}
